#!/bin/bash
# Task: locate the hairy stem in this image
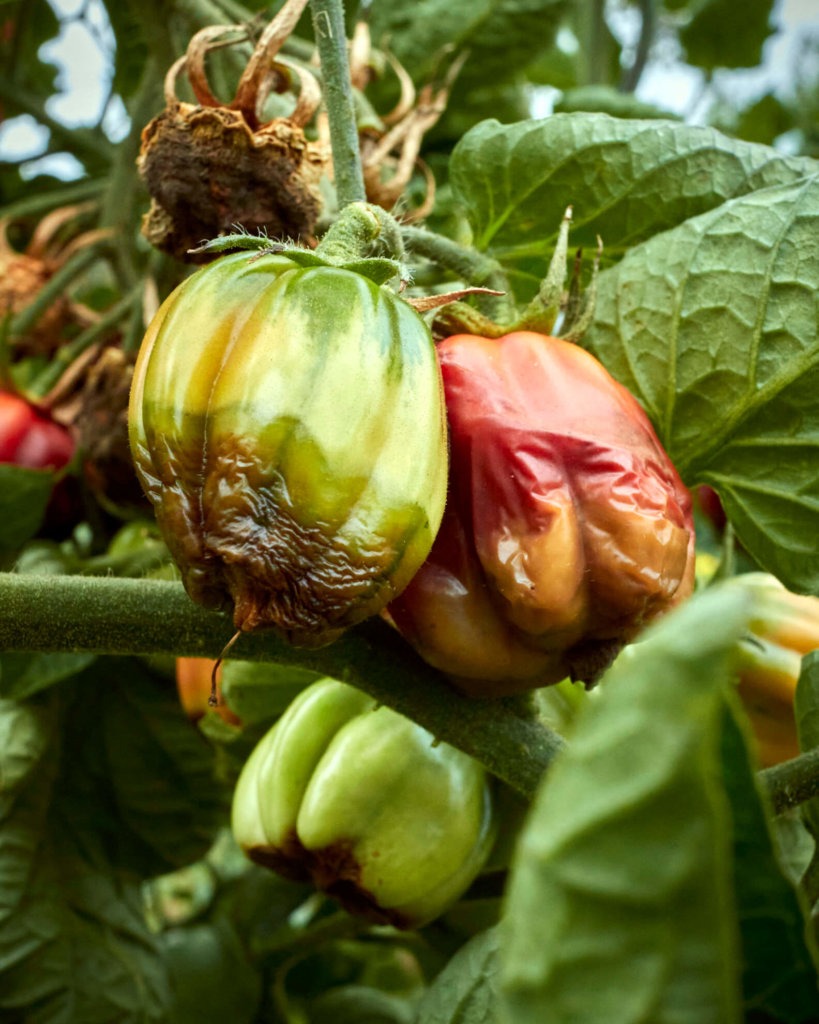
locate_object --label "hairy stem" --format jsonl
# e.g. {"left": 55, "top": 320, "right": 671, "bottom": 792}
{"left": 402, "top": 225, "right": 510, "bottom": 292}
{"left": 309, "top": 0, "right": 366, "bottom": 207}
{"left": 0, "top": 573, "right": 564, "bottom": 800}
{"left": 99, "top": 58, "right": 165, "bottom": 290}
{"left": 760, "top": 748, "right": 819, "bottom": 815}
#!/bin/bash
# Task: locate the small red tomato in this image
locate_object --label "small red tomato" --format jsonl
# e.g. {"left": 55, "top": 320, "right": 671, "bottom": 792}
{"left": 0, "top": 390, "right": 74, "bottom": 469}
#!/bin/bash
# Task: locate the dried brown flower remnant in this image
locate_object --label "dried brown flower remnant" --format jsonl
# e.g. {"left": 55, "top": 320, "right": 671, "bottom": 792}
{"left": 138, "top": 5, "right": 327, "bottom": 262}
{"left": 0, "top": 205, "right": 103, "bottom": 356}
{"left": 347, "top": 24, "right": 465, "bottom": 222}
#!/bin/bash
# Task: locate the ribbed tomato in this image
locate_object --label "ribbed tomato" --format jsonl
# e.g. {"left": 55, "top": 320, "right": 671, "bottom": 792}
{"left": 129, "top": 251, "right": 448, "bottom": 646}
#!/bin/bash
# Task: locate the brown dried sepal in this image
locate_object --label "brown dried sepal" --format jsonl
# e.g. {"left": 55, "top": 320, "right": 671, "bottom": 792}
{"left": 139, "top": 103, "right": 327, "bottom": 261}
{"left": 0, "top": 205, "right": 103, "bottom": 357}
{"left": 138, "top": 2, "right": 328, "bottom": 261}
{"left": 348, "top": 25, "right": 465, "bottom": 222}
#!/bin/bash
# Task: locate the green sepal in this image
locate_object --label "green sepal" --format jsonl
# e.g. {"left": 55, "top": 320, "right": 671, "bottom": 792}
{"left": 187, "top": 234, "right": 272, "bottom": 256}
{"left": 186, "top": 238, "right": 405, "bottom": 288}
{"left": 339, "top": 257, "right": 404, "bottom": 286}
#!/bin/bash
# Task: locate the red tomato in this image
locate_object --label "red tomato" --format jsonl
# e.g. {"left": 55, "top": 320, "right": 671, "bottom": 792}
{"left": 0, "top": 390, "right": 74, "bottom": 469}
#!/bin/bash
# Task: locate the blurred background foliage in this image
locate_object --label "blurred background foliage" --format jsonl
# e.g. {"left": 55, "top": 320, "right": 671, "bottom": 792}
{"left": 0, "top": 0, "right": 815, "bottom": 350}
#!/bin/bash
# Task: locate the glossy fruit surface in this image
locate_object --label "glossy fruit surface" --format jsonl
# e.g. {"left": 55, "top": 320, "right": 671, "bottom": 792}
{"left": 389, "top": 331, "right": 696, "bottom": 696}
{"left": 0, "top": 390, "right": 74, "bottom": 469}
{"left": 231, "top": 677, "right": 496, "bottom": 929}
{"left": 129, "top": 251, "right": 448, "bottom": 647}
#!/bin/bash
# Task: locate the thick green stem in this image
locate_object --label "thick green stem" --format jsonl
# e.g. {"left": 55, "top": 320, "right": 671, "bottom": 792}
{"left": 401, "top": 226, "right": 509, "bottom": 292}
{"left": 309, "top": 0, "right": 366, "bottom": 207}
{"left": 760, "top": 748, "right": 819, "bottom": 815}
{"left": 0, "top": 573, "right": 564, "bottom": 800}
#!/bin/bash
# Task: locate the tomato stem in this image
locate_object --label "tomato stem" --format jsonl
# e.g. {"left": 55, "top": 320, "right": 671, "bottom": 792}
{"left": 309, "top": 0, "right": 367, "bottom": 208}
{"left": 0, "top": 572, "right": 563, "bottom": 801}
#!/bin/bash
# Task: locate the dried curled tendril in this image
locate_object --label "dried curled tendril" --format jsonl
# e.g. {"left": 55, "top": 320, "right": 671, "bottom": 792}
{"left": 137, "top": 0, "right": 327, "bottom": 260}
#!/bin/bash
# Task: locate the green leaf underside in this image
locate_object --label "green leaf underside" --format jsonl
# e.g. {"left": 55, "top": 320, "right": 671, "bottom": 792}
{"left": 0, "top": 465, "right": 54, "bottom": 557}
{"left": 500, "top": 585, "right": 754, "bottom": 1024}
{"left": 415, "top": 927, "right": 499, "bottom": 1023}
{"left": 586, "top": 172, "right": 819, "bottom": 593}
{"left": 679, "top": 0, "right": 776, "bottom": 72}
{"left": 368, "top": 0, "right": 566, "bottom": 88}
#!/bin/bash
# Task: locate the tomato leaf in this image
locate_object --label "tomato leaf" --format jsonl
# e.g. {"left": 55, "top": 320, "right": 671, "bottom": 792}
{"left": 0, "top": 465, "right": 54, "bottom": 559}
{"left": 794, "top": 652, "right": 819, "bottom": 924}
{"left": 220, "top": 659, "right": 319, "bottom": 727}
{"left": 368, "top": 0, "right": 566, "bottom": 88}
{"left": 587, "top": 173, "right": 819, "bottom": 594}
{"left": 499, "top": 585, "right": 752, "bottom": 1023}
{"left": 415, "top": 927, "right": 499, "bottom": 1024}
{"left": 0, "top": 651, "right": 96, "bottom": 700}
{"left": 0, "top": 694, "right": 172, "bottom": 1022}
{"left": 449, "top": 116, "right": 816, "bottom": 294}
{"left": 64, "top": 658, "right": 228, "bottom": 877}
{"left": 721, "top": 701, "right": 819, "bottom": 1021}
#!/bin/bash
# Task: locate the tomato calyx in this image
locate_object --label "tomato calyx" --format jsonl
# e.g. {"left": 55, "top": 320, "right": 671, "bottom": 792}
{"left": 188, "top": 200, "right": 412, "bottom": 288}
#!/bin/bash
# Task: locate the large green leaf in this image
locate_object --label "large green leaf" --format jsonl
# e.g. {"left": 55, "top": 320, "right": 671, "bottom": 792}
{"left": 0, "top": 652, "right": 96, "bottom": 700}
{"left": 586, "top": 173, "right": 819, "bottom": 594}
{"left": 58, "top": 658, "right": 228, "bottom": 878}
{"left": 500, "top": 585, "right": 754, "bottom": 1023}
{"left": 0, "top": 695, "right": 171, "bottom": 1022}
{"left": 449, "top": 116, "right": 817, "bottom": 296}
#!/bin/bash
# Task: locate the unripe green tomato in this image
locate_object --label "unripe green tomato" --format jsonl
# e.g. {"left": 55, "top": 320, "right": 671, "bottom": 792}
{"left": 129, "top": 252, "right": 448, "bottom": 646}
{"left": 231, "top": 678, "right": 496, "bottom": 929}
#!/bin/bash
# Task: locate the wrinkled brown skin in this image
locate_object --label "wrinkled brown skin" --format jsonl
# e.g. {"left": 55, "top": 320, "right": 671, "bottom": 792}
{"left": 389, "top": 332, "right": 696, "bottom": 697}
{"left": 136, "top": 429, "right": 414, "bottom": 647}
{"left": 138, "top": 103, "right": 326, "bottom": 261}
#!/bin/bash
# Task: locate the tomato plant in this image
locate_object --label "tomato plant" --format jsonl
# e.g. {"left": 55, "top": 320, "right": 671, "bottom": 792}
{"left": 2, "top": 1, "right": 819, "bottom": 1023}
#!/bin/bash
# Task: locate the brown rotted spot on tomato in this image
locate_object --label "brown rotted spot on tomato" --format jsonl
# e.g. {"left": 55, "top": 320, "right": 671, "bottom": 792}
{"left": 250, "top": 833, "right": 411, "bottom": 929}
{"left": 149, "top": 430, "right": 412, "bottom": 647}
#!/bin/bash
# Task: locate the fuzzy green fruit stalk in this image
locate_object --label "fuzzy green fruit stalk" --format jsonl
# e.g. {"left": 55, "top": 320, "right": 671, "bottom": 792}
{"left": 128, "top": 250, "right": 448, "bottom": 646}
{"left": 231, "top": 678, "right": 497, "bottom": 929}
